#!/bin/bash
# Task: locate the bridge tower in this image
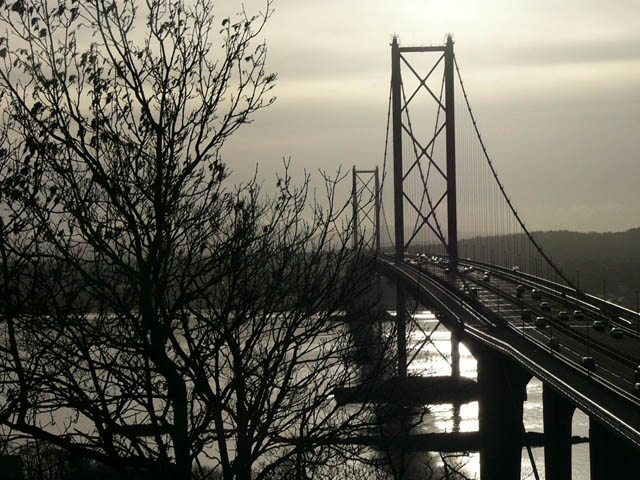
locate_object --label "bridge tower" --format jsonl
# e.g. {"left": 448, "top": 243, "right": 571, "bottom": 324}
{"left": 391, "top": 34, "right": 457, "bottom": 264}
{"left": 391, "top": 35, "right": 459, "bottom": 377}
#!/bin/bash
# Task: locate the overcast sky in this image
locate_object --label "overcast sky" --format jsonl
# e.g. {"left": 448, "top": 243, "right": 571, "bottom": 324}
{"left": 218, "top": 0, "right": 640, "bottom": 232}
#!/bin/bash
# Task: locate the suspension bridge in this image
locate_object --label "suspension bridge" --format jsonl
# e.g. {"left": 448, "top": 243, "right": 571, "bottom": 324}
{"left": 351, "top": 35, "right": 640, "bottom": 480}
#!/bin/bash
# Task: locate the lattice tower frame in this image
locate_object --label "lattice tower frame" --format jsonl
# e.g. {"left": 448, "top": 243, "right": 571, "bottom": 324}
{"left": 391, "top": 34, "right": 457, "bottom": 264}
{"left": 351, "top": 166, "right": 381, "bottom": 253}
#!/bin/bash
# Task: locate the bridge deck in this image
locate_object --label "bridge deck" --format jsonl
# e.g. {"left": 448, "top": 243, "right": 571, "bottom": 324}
{"left": 376, "top": 255, "right": 640, "bottom": 450}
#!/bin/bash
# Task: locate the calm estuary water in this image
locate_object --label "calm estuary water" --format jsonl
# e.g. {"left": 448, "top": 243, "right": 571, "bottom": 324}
{"left": 407, "top": 311, "right": 591, "bottom": 479}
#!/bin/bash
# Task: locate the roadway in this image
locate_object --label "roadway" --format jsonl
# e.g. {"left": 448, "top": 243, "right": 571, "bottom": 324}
{"left": 376, "top": 254, "right": 640, "bottom": 450}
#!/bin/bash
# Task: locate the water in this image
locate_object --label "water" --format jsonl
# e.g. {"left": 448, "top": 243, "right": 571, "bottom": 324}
{"left": 407, "top": 311, "right": 591, "bottom": 479}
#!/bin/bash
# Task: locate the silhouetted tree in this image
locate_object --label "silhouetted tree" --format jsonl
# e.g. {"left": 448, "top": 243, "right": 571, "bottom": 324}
{"left": 0, "top": 1, "right": 394, "bottom": 479}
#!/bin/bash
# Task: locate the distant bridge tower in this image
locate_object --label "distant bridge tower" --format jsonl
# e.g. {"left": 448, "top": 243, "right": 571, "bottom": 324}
{"left": 352, "top": 166, "right": 381, "bottom": 253}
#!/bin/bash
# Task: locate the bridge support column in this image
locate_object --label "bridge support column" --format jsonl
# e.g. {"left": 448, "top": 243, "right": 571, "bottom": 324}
{"left": 396, "top": 282, "right": 407, "bottom": 377}
{"left": 451, "top": 333, "right": 460, "bottom": 379}
{"left": 477, "top": 347, "right": 530, "bottom": 480}
{"left": 444, "top": 34, "right": 458, "bottom": 262}
{"left": 543, "top": 384, "right": 575, "bottom": 480}
{"left": 589, "top": 417, "right": 640, "bottom": 480}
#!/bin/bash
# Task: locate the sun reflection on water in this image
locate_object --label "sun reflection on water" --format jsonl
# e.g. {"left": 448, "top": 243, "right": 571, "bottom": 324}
{"left": 404, "top": 310, "right": 591, "bottom": 479}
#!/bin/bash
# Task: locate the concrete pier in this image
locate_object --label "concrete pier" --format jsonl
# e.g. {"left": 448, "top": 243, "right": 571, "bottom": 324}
{"left": 477, "top": 346, "right": 531, "bottom": 480}
{"left": 334, "top": 375, "right": 478, "bottom": 406}
{"left": 543, "top": 384, "right": 576, "bottom": 480}
{"left": 590, "top": 417, "right": 640, "bottom": 479}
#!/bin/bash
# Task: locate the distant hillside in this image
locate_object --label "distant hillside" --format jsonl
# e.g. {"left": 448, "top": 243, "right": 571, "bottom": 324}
{"left": 531, "top": 228, "right": 640, "bottom": 262}
{"left": 530, "top": 228, "right": 640, "bottom": 309}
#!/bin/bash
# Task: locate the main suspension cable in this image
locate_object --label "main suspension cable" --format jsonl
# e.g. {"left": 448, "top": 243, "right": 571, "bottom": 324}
{"left": 453, "top": 55, "right": 575, "bottom": 289}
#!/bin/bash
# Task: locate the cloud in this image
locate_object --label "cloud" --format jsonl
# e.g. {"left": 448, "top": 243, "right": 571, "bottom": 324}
{"left": 483, "top": 38, "right": 640, "bottom": 68}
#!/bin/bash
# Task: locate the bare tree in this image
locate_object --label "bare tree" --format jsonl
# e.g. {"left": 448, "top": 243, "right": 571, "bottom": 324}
{"left": 0, "top": 1, "right": 395, "bottom": 479}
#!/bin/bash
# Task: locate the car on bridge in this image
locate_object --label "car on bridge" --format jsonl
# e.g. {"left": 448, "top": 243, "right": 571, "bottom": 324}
{"left": 558, "top": 311, "right": 569, "bottom": 321}
{"left": 540, "top": 302, "right": 551, "bottom": 312}
{"left": 535, "top": 316, "right": 547, "bottom": 329}
{"left": 610, "top": 327, "right": 624, "bottom": 339}
{"left": 573, "top": 310, "right": 584, "bottom": 320}
{"left": 483, "top": 272, "right": 491, "bottom": 282}
{"left": 593, "top": 320, "right": 605, "bottom": 331}
{"left": 582, "top": 356, "right": 596, "bottom": 370}
{"left": 634, "top": 383, "right": 640, "bottom": 397}
{"left": 531, "top": 289, "right": 542, "bottom": 300}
